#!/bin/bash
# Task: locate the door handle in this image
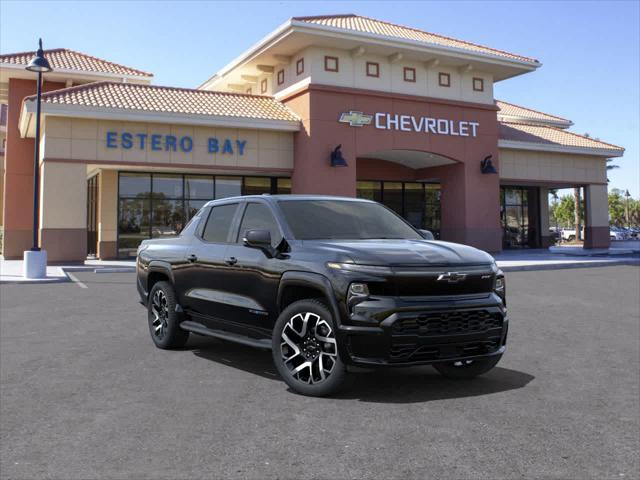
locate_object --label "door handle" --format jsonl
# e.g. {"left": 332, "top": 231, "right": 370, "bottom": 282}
{"left": 225, "top": 256, "right": 238, "bottom": 266}
{"left": 187, "top": 254, "right": 198, "bottom": 263}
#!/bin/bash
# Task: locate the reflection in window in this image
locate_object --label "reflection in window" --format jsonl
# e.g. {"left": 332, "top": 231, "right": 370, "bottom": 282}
{"left": 356, "top": 181, "right": 382, "bottom": 202}
{"left": 117, "top": 173, "right": 289, "bottom": 258}
{"left": 277, "top": 178, "right": 291, "bottom": 194}
{"left": 215, "top": 177, "right": 241, "bottom": 199}
{"left": 383, "top": 182, "right": 403, "bottom": 216}
{"left": 243, "top": 177, "right": 271, "bottom": 196}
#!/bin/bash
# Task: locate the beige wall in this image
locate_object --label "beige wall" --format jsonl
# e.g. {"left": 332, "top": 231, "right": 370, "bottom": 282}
{"left": 40, "top": 161, "right": 86, "bottom": 229}
{"left": 499, "top": 148, "right": 607, "bottom": 184}
{"left": 42, "top": 117, "right": 294, "bottom": 170}
{"left": 98, "top": 169, "right": 118, "bottom": 244}
{"left": 585, "top": 184, "right": 609, "bottom": 228}
{"left": 264, "top": 46, "right": 495, "bottom": 104}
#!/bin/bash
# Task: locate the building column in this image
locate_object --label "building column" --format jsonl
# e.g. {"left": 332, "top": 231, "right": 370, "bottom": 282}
{"left": 285, "top": 91, "right": 357, "bottom": 196}
{"left": 427, "top": 161, "right": 502, "bottom": 252}
{"left": 2, "top": 78, "right": 65, "bottom": 259}
{"left": 584, "top": 184, "right": 610, "bottom": 249}
{"left": 98, "top": 170, "right": 118, "bottom": 259}
{"left": 539, "top": 187, "right": 553, "bottom": 247}
{"left": 39, "top": 161, "right": 87, "bottom": 262}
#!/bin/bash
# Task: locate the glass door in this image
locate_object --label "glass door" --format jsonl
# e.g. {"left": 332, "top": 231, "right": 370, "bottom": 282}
{"left": 86, "top": 175, "right": 99, "bottom": 257}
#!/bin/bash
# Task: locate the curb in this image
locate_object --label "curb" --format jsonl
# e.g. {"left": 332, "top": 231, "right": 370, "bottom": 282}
{"left": 499, "top": 259, "right": 640, "bottom": 272}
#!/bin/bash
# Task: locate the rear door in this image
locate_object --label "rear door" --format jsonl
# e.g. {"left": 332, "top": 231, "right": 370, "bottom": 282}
{"left": 179, "top": 202, "right": 241, "bottom": 325}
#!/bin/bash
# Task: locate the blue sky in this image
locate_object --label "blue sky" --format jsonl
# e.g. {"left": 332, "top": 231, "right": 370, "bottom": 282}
{"left": 1, "top": 0, "right": 638, "bottom": 197}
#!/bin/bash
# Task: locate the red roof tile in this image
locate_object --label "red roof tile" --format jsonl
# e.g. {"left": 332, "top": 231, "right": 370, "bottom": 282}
{"left": 293, "top": 14, "right": 538, "bottom": 64}
{"left": 497, "top": 100, "right": 571, "bottom": 126}
{"left": 0, "top": 48, "right": 152, "bottom": 78}
{"left": 499, "top": 122, "right": 623, "bottom": 153}
{"left": 26, "top": 81, "right": 299, "bottom": 122}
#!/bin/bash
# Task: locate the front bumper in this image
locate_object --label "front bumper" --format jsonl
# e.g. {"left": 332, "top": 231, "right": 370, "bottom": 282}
{"left": 336, "top": 293, "right": 508, "bottom": 367}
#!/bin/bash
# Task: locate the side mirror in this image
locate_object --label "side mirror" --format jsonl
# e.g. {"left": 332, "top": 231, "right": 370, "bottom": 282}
{"left": 419, "top": 229, "right": 435, "bottom": 240}
{"left": 243, "top": 229, "right": 272, "bottom": 249}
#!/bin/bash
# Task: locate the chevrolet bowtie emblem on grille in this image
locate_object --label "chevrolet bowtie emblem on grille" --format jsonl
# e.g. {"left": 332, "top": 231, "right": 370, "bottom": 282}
{"left": 437, "top": 272, "right": 468, "bottom": 283}
{"left": 338, "top": 111, "right": 373, "bottom": 127}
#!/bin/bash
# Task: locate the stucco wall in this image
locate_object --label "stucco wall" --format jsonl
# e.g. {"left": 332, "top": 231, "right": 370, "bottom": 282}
{"left": 273, "top": 46, "right": 494, "bottom": 105}
{"left": 41, "top": 117, "right": 294, "bottom": 171}
{"left": 499, "top": 148, "right": 607, "bottom": 184}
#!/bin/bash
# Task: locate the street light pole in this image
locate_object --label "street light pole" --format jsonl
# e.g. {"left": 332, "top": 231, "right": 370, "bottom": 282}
{"left": 23, "top": 39, "right": 52, "bottom": 279}
{"left": 32, "top": 69, "right": 42, "bottom": 251}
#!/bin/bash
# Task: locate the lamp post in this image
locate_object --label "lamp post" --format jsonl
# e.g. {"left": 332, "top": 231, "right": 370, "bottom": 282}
{"left": 23, "top": 39, "right": 52, "bottom": 279}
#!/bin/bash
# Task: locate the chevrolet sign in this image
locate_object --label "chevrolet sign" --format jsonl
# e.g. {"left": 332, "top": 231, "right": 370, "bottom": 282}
{"left": 338, "top": 111, "right": 373, "bottom": 127}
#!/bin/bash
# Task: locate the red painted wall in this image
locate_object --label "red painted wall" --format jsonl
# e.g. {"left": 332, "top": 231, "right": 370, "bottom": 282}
{"left": 283, "top": 85, "right": 502, "bottom": 251}
{"left": 2, "top": 78, "right": 66, "bottom": 259}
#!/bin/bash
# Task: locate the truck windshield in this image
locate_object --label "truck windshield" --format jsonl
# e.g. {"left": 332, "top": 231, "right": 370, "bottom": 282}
{"left": 278, "top": 200, "right": 423, "bottom": 240}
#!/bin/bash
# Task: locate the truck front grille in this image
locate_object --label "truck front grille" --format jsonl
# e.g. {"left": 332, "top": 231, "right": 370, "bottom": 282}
{"left": 391, "top": 309, "right": 503, "bottom": 336}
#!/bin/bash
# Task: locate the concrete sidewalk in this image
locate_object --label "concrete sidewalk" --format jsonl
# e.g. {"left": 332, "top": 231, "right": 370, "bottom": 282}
{"left": 0, "top": 258, "right": 136, "bottom": 284}
{"left": 2, "top": 249, "right": 638, "bottom": 283}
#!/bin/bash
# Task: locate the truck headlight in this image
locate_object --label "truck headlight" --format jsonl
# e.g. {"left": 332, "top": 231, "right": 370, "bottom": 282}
{"left": 494, "top": 271, "right": 506, "bottom": 306}
{"left": 347, "top": 282, "right": 370, "bottom": 311}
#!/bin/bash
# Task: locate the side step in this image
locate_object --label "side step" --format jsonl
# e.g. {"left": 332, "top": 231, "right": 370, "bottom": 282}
{"left": 180, "top": 320, "right": 272, "bottom": 350}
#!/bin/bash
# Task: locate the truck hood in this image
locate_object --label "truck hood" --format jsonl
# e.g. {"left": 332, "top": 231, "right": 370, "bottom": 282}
{"left": 303, "top": 239, "right": 494, "bottom": 266}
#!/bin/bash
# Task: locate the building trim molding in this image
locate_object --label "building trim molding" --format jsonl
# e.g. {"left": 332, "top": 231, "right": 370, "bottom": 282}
{"left": 498, "top": 140, "right": 623, "bottom": 158}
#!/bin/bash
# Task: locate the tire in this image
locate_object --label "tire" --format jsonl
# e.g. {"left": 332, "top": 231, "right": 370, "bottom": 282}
{"left": 567, "top": 235, "right": 575, "bottom": 242}
{"left": 433, "top": 354, "right": 502, "bottom": 379}
{"left": 147, "top": 281, "right": 189, "bottom": 349}
{"left": 272, "top": 299, "right": 347, "bottom": 397}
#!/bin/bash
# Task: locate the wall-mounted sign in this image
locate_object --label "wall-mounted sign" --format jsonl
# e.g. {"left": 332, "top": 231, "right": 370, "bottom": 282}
{"left": 105, "top": 132, "right": 247, "bottom": 155}
{"left": 339, "top": 111, "right": 480, "bottom": 137}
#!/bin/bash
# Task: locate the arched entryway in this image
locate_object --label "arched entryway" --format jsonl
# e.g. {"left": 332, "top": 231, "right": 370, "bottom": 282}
{"left": 356, "top": 150, "right": 458, "bottom": 237}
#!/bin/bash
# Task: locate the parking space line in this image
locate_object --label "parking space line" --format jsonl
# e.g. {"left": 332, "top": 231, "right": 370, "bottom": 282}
{"left": 66, "top": 272, "right": 88, "bottom": 289}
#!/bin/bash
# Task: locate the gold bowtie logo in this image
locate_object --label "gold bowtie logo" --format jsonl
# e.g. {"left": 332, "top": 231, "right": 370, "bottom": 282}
{"left": 339, "top": 111, "right": 373, "bottom": 127}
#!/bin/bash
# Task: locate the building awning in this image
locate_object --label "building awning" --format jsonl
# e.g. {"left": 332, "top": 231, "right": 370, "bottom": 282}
{"left": 19, "top": 81, "right": 301, "bottom": 137}
{"left": 498, "top": 122, "right": 624, "bottom": 157}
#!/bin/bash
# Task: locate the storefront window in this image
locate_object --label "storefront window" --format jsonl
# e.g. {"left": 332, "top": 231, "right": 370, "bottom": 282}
{"left": 501, "top": 186, "right": 537, "bottom": 249}
{"left": 215, "top": 176, "right": 242, "bottom": 199}
{"left": 117, "top": 173, "right": 289, "bottom": 258}
{"left": 356, "top": 180, "right": 440, "bottom": 235}
{"left": 383, "top": 182, "right": 403, "bottom": 216}
{"left": 243, "top": 177, "right": 272, "bottom": 196}
{"left": 277, "top": 178, "right": 291, "bottom": 194}
{"left": 356, "top": 181, "right": 382, "bottom": 202}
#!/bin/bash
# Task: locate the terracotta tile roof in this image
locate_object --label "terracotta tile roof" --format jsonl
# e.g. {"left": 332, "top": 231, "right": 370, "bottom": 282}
{"left": 496, "top": 100, "right": 572, "bottom": 126}
{"left": 499, "top": 122, "right": 624, "bottom": 154}
{"left": 0, "top": 48, "right": 152, "bottom": 78}
{"left": 27, "top": 81, "right": 299, "bottom": 122}
{"left": 293, "top": 14, "right": 538, "bottom": 64}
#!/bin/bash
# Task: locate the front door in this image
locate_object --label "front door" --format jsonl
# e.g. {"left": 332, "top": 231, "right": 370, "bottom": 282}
{"left": 86, "top": 175, "right": 99, "bottom": 257}
{"left": 221, "top": 201, "right": 284, "bottom": 337}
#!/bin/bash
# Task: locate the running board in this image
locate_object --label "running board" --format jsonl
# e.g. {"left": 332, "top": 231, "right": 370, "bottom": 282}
{"left": 180, "top": 320, "right": 272, "bottom": 350}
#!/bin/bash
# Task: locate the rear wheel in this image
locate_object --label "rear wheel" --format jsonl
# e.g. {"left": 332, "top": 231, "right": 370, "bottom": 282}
{"left": 433, "top": 354, "right": 502, "bottom": 379}
{"left": 147, "top": 281, "right": 189, "bottom": 349}
{"left": 272, "top": 299, "right": 347, "bottom": 396}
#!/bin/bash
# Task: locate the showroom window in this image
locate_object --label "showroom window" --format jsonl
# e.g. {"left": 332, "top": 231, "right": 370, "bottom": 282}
{"left": 356, "top": 181, "right": 441, "bottom": 236}
{"left": 117, "top": 173, "right": 290, "bottom": 258}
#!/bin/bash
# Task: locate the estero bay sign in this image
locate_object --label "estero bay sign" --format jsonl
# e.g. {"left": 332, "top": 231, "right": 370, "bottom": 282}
{"left": 339, "top": 111, "right": 480, "bottom": 137}
{"left": 106, "top": 131, "right": 248, "bottom": 155}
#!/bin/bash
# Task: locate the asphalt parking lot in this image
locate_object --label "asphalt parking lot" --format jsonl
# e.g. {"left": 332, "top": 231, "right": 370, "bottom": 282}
{"left": 1, "top": 266, "right": 639, "bottom": 479}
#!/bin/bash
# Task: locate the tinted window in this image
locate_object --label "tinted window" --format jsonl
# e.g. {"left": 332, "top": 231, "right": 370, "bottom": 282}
{"left": 237, "top": 203, "right": 281, "bottom": 246}
{"left": 202, "top": 204, "right": 238, "bottom": 243}
{"left": 278, "top": 200, "right": 421, "bottom": 240}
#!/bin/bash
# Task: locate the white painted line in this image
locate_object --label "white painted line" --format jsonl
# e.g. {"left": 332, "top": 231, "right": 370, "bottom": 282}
{"left": 66, "top": 272, "right": 88, "bottom": 289}
{"left": 94, "top": 267, "right": 135, "bottom": 274}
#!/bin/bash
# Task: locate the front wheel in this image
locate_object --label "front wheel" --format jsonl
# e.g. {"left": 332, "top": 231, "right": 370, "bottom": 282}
{"left": 272, "top": 299, "right": 347, "bottom": 397}
{"left": 433, "top": 354, "right": 502, "bottom": 379}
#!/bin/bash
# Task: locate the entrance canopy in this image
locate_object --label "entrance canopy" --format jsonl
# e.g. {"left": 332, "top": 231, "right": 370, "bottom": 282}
{"left": 358, "top": 149, "right": 457, "bottom": 169}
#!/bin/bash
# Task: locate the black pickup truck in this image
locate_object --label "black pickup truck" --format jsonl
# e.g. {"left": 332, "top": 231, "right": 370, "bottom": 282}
{"left": 137, "top": 195, "right": 508, "bottom": 396}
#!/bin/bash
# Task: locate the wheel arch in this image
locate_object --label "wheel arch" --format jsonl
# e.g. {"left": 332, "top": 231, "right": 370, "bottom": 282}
{"left": 277, "top": 272, "right": 342, "bottom": 325}
{"left": 146, "top": 261, "right": 175, "bottom": 293}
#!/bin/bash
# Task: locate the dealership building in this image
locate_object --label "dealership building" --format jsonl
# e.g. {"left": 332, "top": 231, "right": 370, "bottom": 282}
{"left": 0, "top": 14, "right": 624, "bottom": 261}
